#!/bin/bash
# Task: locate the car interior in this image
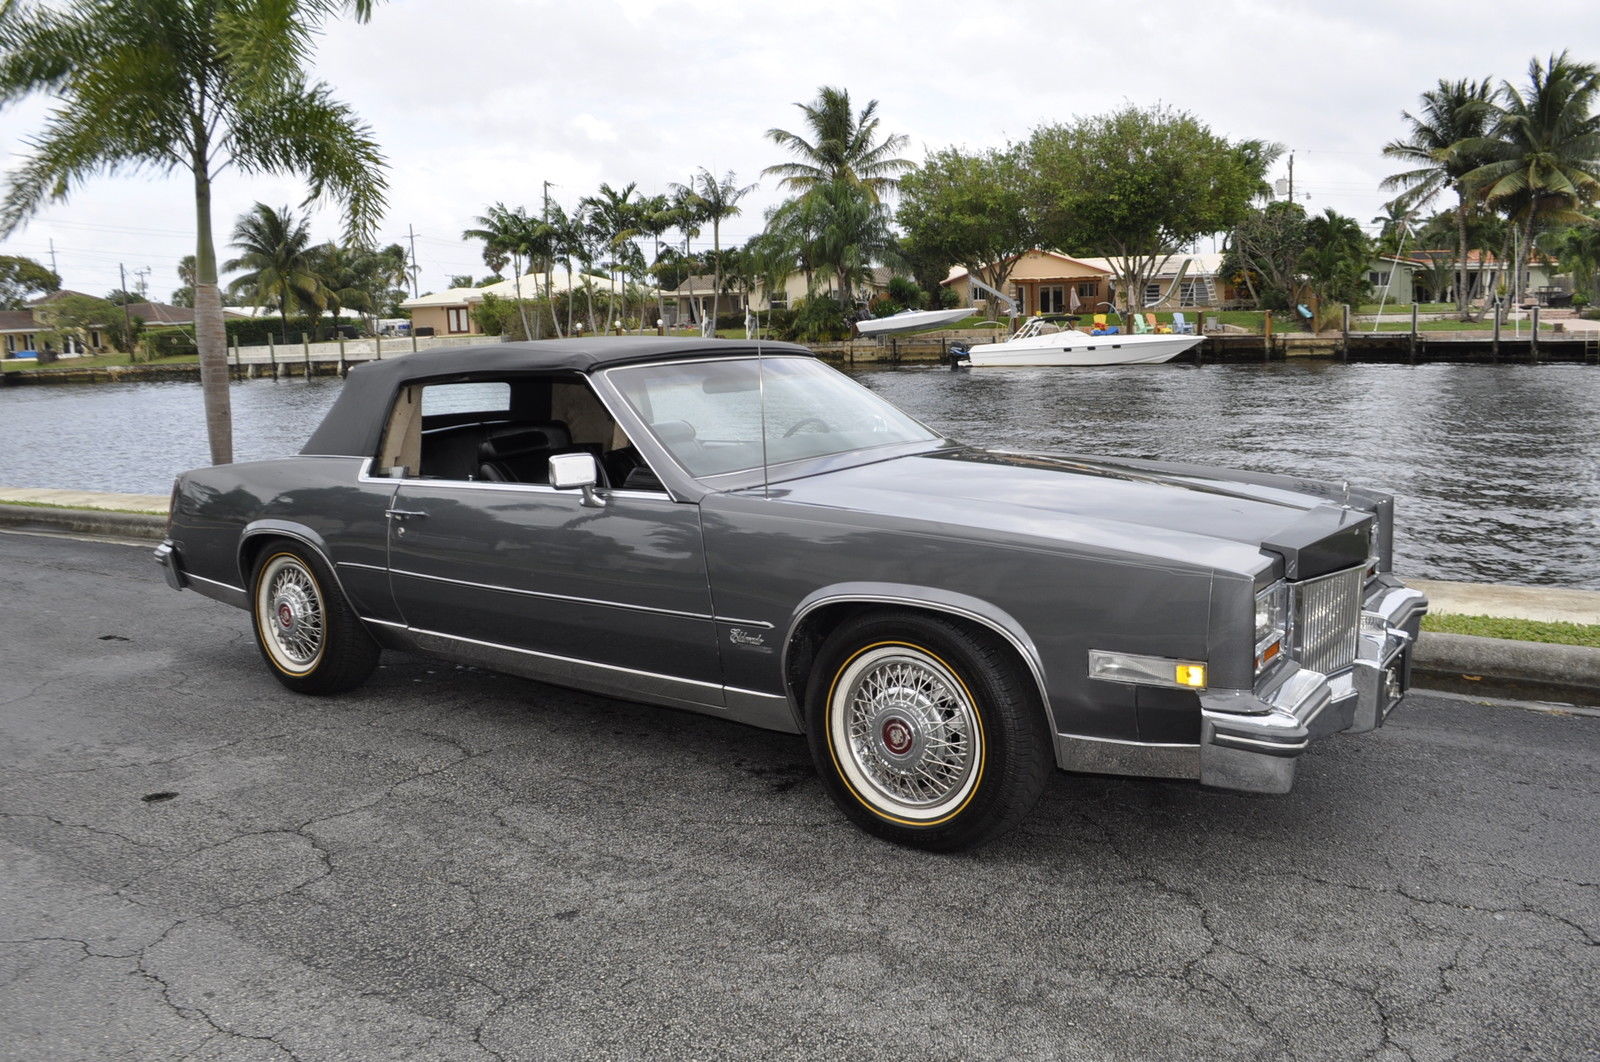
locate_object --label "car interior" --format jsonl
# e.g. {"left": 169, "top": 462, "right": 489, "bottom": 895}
{"left": 374, "top": 373, "right": 665, "bottom": 491}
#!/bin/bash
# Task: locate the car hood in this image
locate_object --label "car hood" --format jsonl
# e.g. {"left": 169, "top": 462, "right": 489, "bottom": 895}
{"left": 762, "top": 447, "right": 1373, "bottom": 578}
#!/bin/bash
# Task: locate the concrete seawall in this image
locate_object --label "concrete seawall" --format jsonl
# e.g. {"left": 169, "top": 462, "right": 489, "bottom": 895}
{"left": 2, "top": 484, "right": 1595, "bottom": 704}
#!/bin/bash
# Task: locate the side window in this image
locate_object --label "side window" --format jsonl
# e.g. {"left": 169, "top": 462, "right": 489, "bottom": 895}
{"left": 375, "top": 375, "right": 667, "bottom": 491}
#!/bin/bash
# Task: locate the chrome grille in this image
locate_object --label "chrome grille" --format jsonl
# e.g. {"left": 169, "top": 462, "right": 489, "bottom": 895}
{"left": 1291, "top": 566, "right": 1363, "bottom": 675}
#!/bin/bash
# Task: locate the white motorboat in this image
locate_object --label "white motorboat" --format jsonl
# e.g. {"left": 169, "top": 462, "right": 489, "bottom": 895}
{"left": 961, "top": 316, "right": 1203, "bottom": 367}
{"left": 854, "top": 307, "right": 973, "bottom": 337}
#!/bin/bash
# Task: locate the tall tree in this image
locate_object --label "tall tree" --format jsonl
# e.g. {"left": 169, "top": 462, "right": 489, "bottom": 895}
{"left": 765, "top": 86, "right": 911, "bottom": 202}
{"left": 0, "top": 253, "right": 61, "bottom": 308}
{"left": 1466, "top": 52, "right": 1600, "bottom": 304}
{"left": 1300, "top": 209, "right": 1372, "bottom": 311}
{"left": 672, "top": 169, "right": 756, "bottom": 326}
{"left": 0, "top": 0, "right": 387, "bottom": 464}
{"left": 464, "top": 204, "right": 549, "bottom": 339}
{"left": 308, "top": 241, "right": 373, "bottom": 328}
{"left": 1382, "top": 77, "right": 1497, "bottom": 315}
{"left": 1218, "top": 201, "right": 1310, "bottom": 309}
{"left": 896, "top": 145, "right": 1036, "bottom": 318}
{"left": 1027, "top": 106, "right": 1277, "bottom": 318}
{"left": 225, "top": 203, "right": 326, "bottom": 339}
{"left": 171, "top": 254, "right": 197, "bottom": 307}
{"left": 581, "top": 183, "right": 642, "bottom": 328}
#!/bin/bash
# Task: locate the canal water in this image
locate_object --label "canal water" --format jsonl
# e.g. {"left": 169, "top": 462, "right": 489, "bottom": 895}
{"left": 2, "top": 361, "right": 1597, "bottom": 589}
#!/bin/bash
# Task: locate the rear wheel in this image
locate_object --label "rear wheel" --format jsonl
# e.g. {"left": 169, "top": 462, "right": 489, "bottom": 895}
{"left": 250, "top": 544, "right": 378, "bottom": 694}
{"left": 805, "top": 610, "right": 1053, "bottom": 851}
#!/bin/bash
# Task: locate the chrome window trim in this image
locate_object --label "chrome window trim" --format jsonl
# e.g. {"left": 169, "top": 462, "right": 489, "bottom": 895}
{"left": 356, "top": 456, "right": 673, "bottom": 502}
{"left": 389, "top": 566, "right": 716, "bottom": 622}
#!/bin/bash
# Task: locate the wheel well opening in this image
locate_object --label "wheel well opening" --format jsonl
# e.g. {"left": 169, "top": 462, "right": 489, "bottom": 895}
{"left": 238, "top": 534, "right": 294, "bottom": 586}
{"left": 786, "top": 601, "right": 1043, "bottom": 723}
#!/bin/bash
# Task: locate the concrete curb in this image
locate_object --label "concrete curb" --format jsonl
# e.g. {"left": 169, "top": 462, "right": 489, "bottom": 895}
{"left": 1413, "top": 631, "right": 1600, "bottom": 704}
{"left": 4, "top": 500, "right": 1598, "bottom": 702}
{"left": 0, "top": 502, "right": 167, "bottom": 540}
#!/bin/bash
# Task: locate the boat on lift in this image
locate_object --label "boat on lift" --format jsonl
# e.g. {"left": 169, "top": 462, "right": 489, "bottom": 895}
{"left": 853, "top": 307, "right": 973, "bottom": 337}
{"left": 959, "top": 315, "right": 1204, "bottom": 367}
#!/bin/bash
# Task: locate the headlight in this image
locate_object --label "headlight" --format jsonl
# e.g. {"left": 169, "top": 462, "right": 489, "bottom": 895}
{"left": 1255, "top": 580, "right": 1288, "bottom": 673}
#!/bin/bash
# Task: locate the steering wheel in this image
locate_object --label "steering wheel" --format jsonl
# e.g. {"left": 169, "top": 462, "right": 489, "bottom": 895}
{"left": 783, "top": 416, "right": 832, "bottom": 437}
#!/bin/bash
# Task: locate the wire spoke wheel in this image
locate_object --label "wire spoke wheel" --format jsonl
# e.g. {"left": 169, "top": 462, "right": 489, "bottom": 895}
{"left": 828, "top": 645, "right": 983, "bottom": 823}
{"left": 254, "top": 553, "right": 327, "bottom": 675}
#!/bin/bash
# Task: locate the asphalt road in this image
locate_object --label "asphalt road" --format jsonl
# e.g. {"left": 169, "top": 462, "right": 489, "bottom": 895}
{"left": 2, "top": 532, "right": 1596, "bottom": 1062}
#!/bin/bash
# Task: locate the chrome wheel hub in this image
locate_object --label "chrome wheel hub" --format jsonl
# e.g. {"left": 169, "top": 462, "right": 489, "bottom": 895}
{"left": 830, "top": 646, "right": 982, "bottom": 820}
{"left": 257, "top": 557, "right": 324, "bottom": 670}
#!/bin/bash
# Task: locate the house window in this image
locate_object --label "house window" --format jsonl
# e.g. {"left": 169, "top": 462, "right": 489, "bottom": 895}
{"left": 1144, "top": 283, "right": 1163, "bottom": 304}
{"left": 89, "top": 330, "right": 102, "bottom": 348}
{"left": 767, "top": 291, "right": 788, "bottom": 310}
{"left": 1038, "top": 285, "right": 1066, "bottom": 314}
{"left": 1076, "top": 282, "right": 1097, "bottom": 298}
{"left": 446, "top": 307, "right": 470, "bottom": 333}
{"left": 1369, "top": 271, "right": 1391, "bottom": 287}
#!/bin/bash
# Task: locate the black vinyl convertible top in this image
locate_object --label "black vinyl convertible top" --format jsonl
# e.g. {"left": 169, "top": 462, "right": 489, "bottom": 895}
{"left": 300, "top": 337, "right": 814, "bottom": 458}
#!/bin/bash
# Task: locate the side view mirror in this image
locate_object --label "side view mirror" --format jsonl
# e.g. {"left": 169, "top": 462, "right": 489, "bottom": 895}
{"left": 548, "top": 452, "right": 606, "bottom": 508}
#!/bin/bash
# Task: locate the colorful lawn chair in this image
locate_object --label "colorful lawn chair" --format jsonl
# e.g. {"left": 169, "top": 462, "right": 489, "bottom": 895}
{"left": 1171, "top": 312, "right": 1196, "bottom": 335}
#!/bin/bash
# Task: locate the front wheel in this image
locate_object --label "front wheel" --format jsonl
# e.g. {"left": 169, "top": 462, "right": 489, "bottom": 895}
{"left": 250, "top": 544, "right": 379, "bottom": 694}
{"left": 805, "top": 611, "right": 1054, "bottom": 851}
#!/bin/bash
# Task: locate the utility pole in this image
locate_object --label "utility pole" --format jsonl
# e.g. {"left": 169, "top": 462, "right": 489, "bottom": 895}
{"left": 133, "top": 266, "right": 151, "bottom": 299}
{"left": 48, "top": 238, "right": 58, "bottom": 276}
{"left": 119, "top": 263, "right": 134, "bottom": 360}
{"left": 1288, "top": 152, "right": 1295, "bottom": 203}
{"left": 405, "top": 224, "right": 421, "bottom": 297}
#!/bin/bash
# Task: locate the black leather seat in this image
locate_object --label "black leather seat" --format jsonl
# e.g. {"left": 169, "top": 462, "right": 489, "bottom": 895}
{"left": 476, "top": 422, "right": 572, "bottom": 483}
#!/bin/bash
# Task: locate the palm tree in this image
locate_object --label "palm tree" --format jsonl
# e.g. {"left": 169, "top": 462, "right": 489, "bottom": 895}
{"left": 172, "top": 254, "right": 198, "bottom": 307}
{"left": 634, "top": 193, "right": 674, "bottom": 329}
{"left": 765, "top": 86, "right": 912, "bottom": 202}
{"left": 309, "top": 242, "right": 373, "bottom": 331}
{"left": 671, "top": 169, "right": 756, "bottom": 327}
{"left": 1382, "top": 77, "right": 1497, "bottom": 315}
{"left": 0, "top": 0, "right": 387, "bottom": 464}
{"left": 580, "top": 183, "right": 642, "bottom": 328}
{"left": 224, "top": 204, "right": 327, "bottom": 341}
{"left": 464, "top": 204, "right": 550, "bottom": 339}
{"left": 1370, "top": 200, "right": 1421, "bottom": 253}
{"left": 1466, "top": 53, "right": 1600, "bottom": 305}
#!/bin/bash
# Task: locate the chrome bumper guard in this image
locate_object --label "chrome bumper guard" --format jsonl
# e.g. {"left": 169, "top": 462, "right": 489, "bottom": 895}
{"left": 1198, "top": 579, "right": 1427, "bottom": 794}
{"left": 153, "top": 540, "right": 187, "bottom": 591}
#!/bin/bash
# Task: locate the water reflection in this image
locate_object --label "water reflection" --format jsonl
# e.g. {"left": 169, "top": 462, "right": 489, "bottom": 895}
{"left": 2, "top": 362, "right": 1597, "bottom": 588}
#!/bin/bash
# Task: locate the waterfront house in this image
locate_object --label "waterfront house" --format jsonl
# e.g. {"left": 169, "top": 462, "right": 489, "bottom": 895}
{"left": 941, "top": 250, "right": 1238, "bottom": 315}
{"left": 666, "top": 268, "right": 891, "bottom": 326}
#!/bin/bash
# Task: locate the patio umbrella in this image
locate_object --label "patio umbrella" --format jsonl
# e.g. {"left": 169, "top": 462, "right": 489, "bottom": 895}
{"left": 1068, "top": 286, "right": 1081, "bottom": 313}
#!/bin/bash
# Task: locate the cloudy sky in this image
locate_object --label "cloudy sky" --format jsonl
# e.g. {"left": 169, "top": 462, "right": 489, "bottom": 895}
{"left": 1, "top": 0, "right": 1595, "bottom": 302}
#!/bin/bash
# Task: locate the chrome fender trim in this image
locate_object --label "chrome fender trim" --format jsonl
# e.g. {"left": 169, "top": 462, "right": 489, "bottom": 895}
{"left": 238, "top": 522, "right": 356, "bottom": 607}
{"left": 783, "top": 584, "right": 1055, "bottom": 742}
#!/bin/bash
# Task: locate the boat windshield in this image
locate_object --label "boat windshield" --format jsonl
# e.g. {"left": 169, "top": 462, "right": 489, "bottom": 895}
{"left": 606, "top": 356, "right": 939, "bottom": 479}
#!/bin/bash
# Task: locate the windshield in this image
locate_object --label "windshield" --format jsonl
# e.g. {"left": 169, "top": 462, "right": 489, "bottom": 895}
{"left": 606, "top": 356, "right": 940, "bottom": 479}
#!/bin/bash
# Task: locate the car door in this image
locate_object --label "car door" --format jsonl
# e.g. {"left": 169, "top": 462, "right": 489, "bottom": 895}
{"left": 381, "top": 377, "right": 722, "bottom": 702}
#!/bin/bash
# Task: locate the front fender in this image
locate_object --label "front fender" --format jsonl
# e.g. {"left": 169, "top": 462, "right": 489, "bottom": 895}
{"left": 782, "top": 581, "right": 1056, "bottom": 736}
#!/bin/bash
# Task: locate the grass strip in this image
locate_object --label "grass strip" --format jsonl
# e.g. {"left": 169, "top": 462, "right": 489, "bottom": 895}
{"left": 1423, "top": 612, "right": 1600, "bottom": 648}
{"left": 0, "top": 498, "right": 165, "bottom": 516}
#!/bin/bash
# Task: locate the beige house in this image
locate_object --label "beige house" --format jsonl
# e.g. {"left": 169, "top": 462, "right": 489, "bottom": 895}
{"left": 667, "top": 268, "right": 892, "bottom": 325}
{"left": 943, "top": 250, "right": 1231, "bottom": 315}
{"left": 401, "top": 271, "right": 649, "bottom": 336}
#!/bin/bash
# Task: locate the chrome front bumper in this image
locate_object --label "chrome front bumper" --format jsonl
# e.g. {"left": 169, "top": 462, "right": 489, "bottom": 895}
{"left": 1197, "top": 579, "right": 1428, "bottom": 794}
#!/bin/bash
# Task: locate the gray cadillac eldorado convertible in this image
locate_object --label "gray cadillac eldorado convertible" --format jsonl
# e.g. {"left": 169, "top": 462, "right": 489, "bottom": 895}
{"left": 156, "top": 338, "right": 1427, "bottom": 850}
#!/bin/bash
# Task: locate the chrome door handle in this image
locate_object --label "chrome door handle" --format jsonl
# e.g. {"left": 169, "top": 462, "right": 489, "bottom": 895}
{"left": 385, "top": 509, "right": 428, "bottom": 519}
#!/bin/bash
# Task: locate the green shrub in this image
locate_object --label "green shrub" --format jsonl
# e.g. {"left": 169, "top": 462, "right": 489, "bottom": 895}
{"left": 784, "top": 297, "right": 850, "bottom": 342}
{"left": 143, "top": 326, "right": 197, "bottom": 358}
